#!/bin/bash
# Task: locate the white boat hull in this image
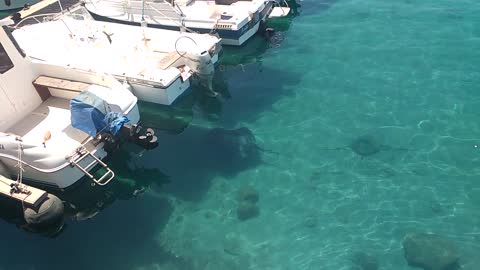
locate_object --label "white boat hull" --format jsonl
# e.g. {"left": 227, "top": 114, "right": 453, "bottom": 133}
{"left": 13, "top": 8, "right": 221, "bottom": 105}
{"left": 0, "top": 101, "right": 140, "bottom": 190}
{"left": 129, "top": 78, "right": 191, "bottom": 105}
{"left": 85, "top": 0, "right": 276, "bottom": 46}
{"left": 0, "top": 20, "right": 142, "bottom": 189}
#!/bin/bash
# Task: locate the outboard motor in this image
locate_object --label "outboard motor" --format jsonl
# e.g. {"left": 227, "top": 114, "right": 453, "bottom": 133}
{"left": 117, "top": 125, "right": 158, "bottom": 150}
{"left": 194, "top": 50, "right": 215, "bottom": 87}
{"left": 70, "top": 91, "right": 158, "bottom": 151}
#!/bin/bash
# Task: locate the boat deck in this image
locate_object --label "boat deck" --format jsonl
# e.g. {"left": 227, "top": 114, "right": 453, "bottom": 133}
{"left": 13, "top": 17, "right": 193, "bottom": 86}
{"left": 7, "top": 97, "right": 88, "bottom": 149}
{"left": 183, "top": 0, "right": 264, "bottom": 21}
{"left": 0, "top": 175, "right": 47, "bottom": 206}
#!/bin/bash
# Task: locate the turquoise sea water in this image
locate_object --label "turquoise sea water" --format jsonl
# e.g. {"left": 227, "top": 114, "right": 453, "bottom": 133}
{"left": 1, "top": 0, "right": 480, "bottom": 269}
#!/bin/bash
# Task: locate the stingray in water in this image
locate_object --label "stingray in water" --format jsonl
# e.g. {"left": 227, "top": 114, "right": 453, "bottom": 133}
{"left": 321, "top": 134, "right": 408, "bottom": 157}
{"left": 204, "top": 127, "right": 279, "bottom": 168}
{"left": 205, "top": 127, "right": 262, "bottom": 160}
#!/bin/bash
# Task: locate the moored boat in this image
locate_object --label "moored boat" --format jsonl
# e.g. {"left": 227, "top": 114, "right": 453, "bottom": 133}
{"left": 84, "top": 0, "right": 291, "bottom": 46}
{"left": 0, "top": 22, "right": 142, "bottom": 188}
{"left": 0, "top": 17, "right": 157, "bottom": 231}
{"left": 12, "top": 3, "right": 222, "bottom": 105}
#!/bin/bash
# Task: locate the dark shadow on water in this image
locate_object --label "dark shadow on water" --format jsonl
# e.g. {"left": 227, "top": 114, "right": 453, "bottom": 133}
{"left": 0, "top": 194, "right": 192, "bottom": 270}
{"left": 141, "top": 125, "right": 264, "bottom": 202}
{"left": 139, "top": 64, "right": 301, "bottom": 132}
{"left": 220, "top": 12, "right": 296, "bottom": 67}
{"left": 0, "top": 146, "right": 183, "bottom": 270}
{"left": 197, "top": 63, "right": 301, "bottom": 127}
{"left": 188, "top": 12, "right": 303, "bottom": 126}
{"left": 137, "top": 94, "right": 197, "bottom": 135}
{"left": 130, "top": 76, "right": 280, "bottom": 202}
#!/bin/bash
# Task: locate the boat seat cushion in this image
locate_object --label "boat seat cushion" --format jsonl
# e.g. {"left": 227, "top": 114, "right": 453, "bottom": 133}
{"left": 6, "top": 97, "right": 89, "bottom": 151}
{"left": 33, "top": 76, "right": 91, "bottom": 100}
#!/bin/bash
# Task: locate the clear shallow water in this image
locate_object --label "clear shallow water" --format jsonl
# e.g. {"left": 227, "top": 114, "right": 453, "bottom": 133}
{"left": 1, "top": 0, "right": 480, "bottom": 269}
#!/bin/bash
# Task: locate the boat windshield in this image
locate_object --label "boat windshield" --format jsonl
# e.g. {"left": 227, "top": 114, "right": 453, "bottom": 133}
{"left": 60, "top": 6, "right": 96, "bottom": 22}
{"left": 0, "top": 43, "right": 13, "bottom": 74}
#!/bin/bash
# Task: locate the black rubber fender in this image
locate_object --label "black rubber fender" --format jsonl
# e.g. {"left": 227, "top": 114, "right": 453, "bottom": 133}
{"left": 24, "top": 193, "right": 64, "bottom": 229}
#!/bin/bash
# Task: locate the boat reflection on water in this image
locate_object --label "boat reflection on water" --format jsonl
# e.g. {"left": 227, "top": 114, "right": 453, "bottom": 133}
{"left": 137, "top": 97, "right": 196, "bottom": 135}
{"left": 219, "top": 12, "right": 296, "bottom": 67}
{"left": 0, "top": 146, "right": 170, "bottom": 238}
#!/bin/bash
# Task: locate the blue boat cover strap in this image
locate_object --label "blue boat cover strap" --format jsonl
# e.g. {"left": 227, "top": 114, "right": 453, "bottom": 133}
{"left": 105, "top": 112, "right": 130, "bottom": 136}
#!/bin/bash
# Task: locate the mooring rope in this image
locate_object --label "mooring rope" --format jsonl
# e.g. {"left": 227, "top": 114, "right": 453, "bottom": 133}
{"left": 146, "top": 2, "right": 198, "bottom": 34}
{"left": 15, "top": 140, "right": 25, "bottom": 186}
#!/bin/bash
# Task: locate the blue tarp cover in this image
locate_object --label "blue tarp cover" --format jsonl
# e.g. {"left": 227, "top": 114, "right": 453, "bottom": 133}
{"left": 70, "top": 91, "right": 129, "bottom": 137}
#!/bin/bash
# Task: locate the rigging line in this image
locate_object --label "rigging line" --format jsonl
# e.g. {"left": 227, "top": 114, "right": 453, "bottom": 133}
{"left": 15, "top": 140, "right": 24, "bottom": 186}
{"left": 146, "top": 2, "right": 198, "bottom": 33}
{"left": 0, "top": 177, "right": 11, "bottom": 187}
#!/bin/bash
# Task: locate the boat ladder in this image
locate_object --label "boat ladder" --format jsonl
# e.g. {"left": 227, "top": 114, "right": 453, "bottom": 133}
{"left": 69, "top": 147, "right": 115, "bottom": 186}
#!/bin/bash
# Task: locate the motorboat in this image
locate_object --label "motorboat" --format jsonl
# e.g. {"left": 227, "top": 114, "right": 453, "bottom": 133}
{"left": 12, "top": 3, "right": 222, "bottom": 105}
{"left": 0, "top": 14, "right": 159, "bottom": 189}
{"left": 0, "top": 16, "right": 157, "bottom": 230}
{"left": 84, "top": 0, "right": 291, "bottom": 46}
